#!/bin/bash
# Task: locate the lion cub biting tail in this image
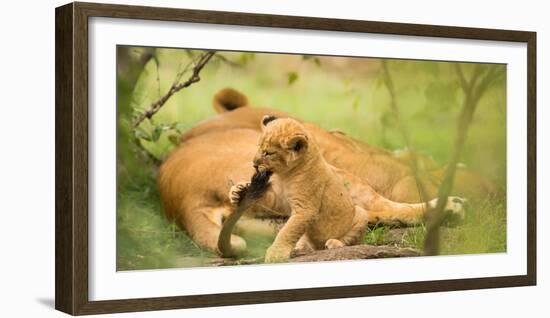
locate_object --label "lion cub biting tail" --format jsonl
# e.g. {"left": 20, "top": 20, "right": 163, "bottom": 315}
{"left": 233, "top": 115, "right": 370, "bottom": 263}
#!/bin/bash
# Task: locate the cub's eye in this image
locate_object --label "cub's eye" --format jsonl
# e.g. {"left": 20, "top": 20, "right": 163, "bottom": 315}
{"left": 263, "top": 151, "right": 275, "bottom": 157}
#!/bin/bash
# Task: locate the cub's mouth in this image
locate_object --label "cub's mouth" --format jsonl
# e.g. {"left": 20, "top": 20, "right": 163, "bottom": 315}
{"left": 253, "top": 163, "right": 271, "bottom": 174}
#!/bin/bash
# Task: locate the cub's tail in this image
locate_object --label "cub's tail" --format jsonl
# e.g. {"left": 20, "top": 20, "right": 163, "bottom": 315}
{"left": 212, "top": 88, "right": 249, "bottom": 113}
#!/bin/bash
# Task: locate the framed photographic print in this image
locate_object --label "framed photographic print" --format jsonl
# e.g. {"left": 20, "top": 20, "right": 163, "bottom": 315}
{"left": 55, "top": 2, "right": 536, "bottom": 315}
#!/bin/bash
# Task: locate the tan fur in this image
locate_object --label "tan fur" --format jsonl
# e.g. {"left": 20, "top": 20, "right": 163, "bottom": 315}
{"left": 245, "top": 117, "right": 369, "bottom": 262}
{"left": 158, "top": 88, "right": 488, "bottom": 255}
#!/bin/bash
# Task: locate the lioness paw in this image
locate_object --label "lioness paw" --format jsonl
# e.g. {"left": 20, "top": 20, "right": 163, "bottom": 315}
{"left": 229, "top": 181, "right": 250, "bottom": 206}
{"left": 230, "top": 235, "right": 248, "bottom": 255}
{"left": 429, "top": 196, "right": 466, "bottom": 224}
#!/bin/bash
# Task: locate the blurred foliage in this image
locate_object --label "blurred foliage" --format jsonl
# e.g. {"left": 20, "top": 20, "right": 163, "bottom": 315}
{"left": 117, "top": 47, "right": 507, "bottom": 270}
{"left": 287, "top": 72, "right": 299, "bottom": 85}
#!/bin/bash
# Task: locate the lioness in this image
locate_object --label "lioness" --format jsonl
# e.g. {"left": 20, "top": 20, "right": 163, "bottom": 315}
{"left": 158, "top": 88, "right": 490, "bottom": 255}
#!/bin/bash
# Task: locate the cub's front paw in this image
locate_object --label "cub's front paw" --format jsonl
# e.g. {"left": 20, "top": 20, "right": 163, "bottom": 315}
{"left": 264, "top": 245, "right": 292, "bottom": 263}
{"left": 228, "top": 181, "right": 250, "bottom": 206}
{"left": 429, "top": 196, "right": 467, "bottom": 225}
{"left": 325, "top": 239, "right": 345, "bottom": 249}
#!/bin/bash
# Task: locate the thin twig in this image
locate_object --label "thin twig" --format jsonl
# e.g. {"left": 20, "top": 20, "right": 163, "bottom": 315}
{"left": 152, "top": 50, "right": 161, "bottom": 99}
{"left": 455, "top": 63, "right": 470, "bottom": 93}
{"left": 132, "top": 51, "right": 216, "bottom": 128}
{"left": 215, "top": 54, "right": 243, "bottom": 68}
{"left": 381, "top": 60, "right": 430, "bottom": 205}
{"left": 172, "top": 55, "right": 195, "bottom": 87}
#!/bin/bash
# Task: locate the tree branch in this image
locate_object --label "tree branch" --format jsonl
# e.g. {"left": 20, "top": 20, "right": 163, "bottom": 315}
{"left": 132, "top": 51, "right": 216, "bottom": 128}
{"left": 423, "top": 63, "right": 500, "bottom": 255}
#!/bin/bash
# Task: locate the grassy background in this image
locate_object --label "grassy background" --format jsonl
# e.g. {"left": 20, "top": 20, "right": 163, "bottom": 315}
{"left": 116, "top": 48, "right": 507, "bottom": 270}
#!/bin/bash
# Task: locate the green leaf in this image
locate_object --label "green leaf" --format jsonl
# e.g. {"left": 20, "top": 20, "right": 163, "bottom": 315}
{"left": 134, "top": 127, "right": 152, "bottom": 141}
{"left": 184, "top": 49, "right": 196, "bottom": 59}
{"left": 151, "top": 126, "right": 163, "bottom": 142}
{"left": 287, "top": 72, "right": 299, "bottom": 85}
{"left": 238, "top": 52, "right": 256, "bottom": 66}
{"left": 313, "top": 57, "right": 321, "bottom": 67}
{"left": 168, "top": 133, "right": 180, "bottom": 146}
{"left": 302, "top": 55, "right": 321, "bottom": 67}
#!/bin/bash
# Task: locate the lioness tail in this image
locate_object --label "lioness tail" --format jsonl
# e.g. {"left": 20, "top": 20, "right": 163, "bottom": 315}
{"left": 213, "top": 88, "right": 249, "bottom": 113}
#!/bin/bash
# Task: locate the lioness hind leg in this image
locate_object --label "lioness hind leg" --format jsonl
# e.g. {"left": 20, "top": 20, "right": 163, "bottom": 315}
{"left": 233, "top": 218, "right": 280, "bottom": 238}
{"left": 338, "top": 205, "right": 370, "bottom": 246}
{"left": 365, "top": 196, "right": 466, "bottom": 226}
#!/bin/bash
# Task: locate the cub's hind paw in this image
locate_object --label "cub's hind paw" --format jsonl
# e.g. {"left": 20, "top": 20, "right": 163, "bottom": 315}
{"left": 229, "top": 181, "right": 250, "bottom": 206}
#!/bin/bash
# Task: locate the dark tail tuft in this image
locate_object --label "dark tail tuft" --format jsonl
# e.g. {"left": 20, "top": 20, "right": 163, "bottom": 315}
{"left": 232, "top": 170, "right": 272, "bottom": 206}
{"left": 248, "top": 170, "right": 273, "bottom": 199}
{"left": 213, "top": 88, "right": 249, "bottom": 113}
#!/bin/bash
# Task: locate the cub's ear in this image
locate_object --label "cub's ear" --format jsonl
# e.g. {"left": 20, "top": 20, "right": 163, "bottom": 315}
{"left": 285, "top": 134, "right": 308, "bottom": 153}
{"left": 261, "top": 115, "right": 277, "bottom": 127}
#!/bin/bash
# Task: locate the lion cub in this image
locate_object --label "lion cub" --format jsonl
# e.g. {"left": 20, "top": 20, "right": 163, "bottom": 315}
{"left": 232, "top": 115, "right": 370, "bottom": 263}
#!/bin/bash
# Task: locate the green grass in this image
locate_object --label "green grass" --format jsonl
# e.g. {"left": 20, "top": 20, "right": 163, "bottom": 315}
{"left": 365, "top": 199, "right": 507, "bottom": 255}
{"left": 116, "top": 48, "right": 507, "bottom": 270}
{"left": 364, "top": 224, "right": 392, "bottom": 246}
